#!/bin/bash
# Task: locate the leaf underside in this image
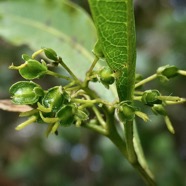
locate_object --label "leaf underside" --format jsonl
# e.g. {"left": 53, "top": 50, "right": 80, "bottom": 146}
{"left": 0, "top": 0, "right": 116, "bottom": 100}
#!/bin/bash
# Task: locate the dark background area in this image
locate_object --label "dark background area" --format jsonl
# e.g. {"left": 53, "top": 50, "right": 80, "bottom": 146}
{"left": 0, "top": 0, "right": 186, "bottom": 185}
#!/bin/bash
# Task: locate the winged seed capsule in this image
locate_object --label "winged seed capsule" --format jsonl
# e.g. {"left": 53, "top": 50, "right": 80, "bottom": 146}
{"left": 9, "top": 81, "right": 43, "bottom": 105}
{"left": 40, "top": 86, "right": 69, "bottom": 113}
{"left": 19, "top": 59, "right": 48, "bottom": 80}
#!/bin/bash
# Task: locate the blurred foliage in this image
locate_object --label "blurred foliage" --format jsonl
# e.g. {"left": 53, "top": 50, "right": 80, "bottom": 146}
{"left": 0, "top": 0, "right": 186, "bottom": 186}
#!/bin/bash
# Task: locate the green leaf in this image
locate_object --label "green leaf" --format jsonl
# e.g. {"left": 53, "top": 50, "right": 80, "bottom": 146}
{"left": 88, "top": 0, "right": 136, "bottom": 101}
{"left": 0, "top": 0, "right": 115, "bottom": 101}
{"left": 0, "top": 0, "right": 96, "bottom": 77}
{"left": 0, "top": 0, "right": 95, "bottom": 78}
{"left": 133, "top": 122, "right": 154, "bottom": 179}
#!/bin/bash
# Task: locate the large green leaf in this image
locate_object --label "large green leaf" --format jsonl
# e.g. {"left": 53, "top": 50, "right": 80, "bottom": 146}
{"left": 0, "top": 0, "right": 95, "bottom": 73}
{"left": 0, "top": 0, "right": 116, "bottom": 100}
{"left": 88, "top": 0, "right": 136, "bottom": 101}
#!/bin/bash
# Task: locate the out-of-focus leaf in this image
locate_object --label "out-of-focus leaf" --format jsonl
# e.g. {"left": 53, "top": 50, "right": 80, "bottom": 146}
{"left": 0, "top": 0, "right": 95, "bottom": 75}
{"left": 0, "top": 0, "right": 116, "bottom": 100}
{"left": 0, "top": 99, "right": 32, "bottom": 112}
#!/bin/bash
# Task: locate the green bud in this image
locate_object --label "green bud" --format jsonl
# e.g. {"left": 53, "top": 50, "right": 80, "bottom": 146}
{"left": 135, "top": 74, "right": 143, "bottom": 83}
{"left": 75, "top": 109, "right": 89, "bottom": 121}
{"left": 99, "top": 67, "right": 115, "bottom": 87}
{"left": 157, "top": 65, "right": 178, "bottom": 79}
{"left": 22, "top": 54, "right": 31, "bottom": 61}
{"left": 43, "top": 48, "right": 58, "bottom": 61}
{"left": 91, "top": 77, "right": 98, "bottom": 82}
{"left": 19, "top": 59, "right": 48, "bottom": 80}
{"left": 165, "top": 116, "right": 175, "bottom": 134}
{"left": 57, "top": 105, "right": 75, "bottom": 126}
{"left": 152, "top": 104, "right": 167, "bottom": 116}
{"left": 9, "top": 81, "right": 43, "bottom": 105}
{"left": 141, "top": 90, "right": 162, "bottom": 106}
{"left": 93, "top": 40, "right": 104, "bottom": 58}
{"left": 118, "top": 102, "right": 135, "bottom": 121}
{"left": 89, "top": 71, "right": 99, "bottom": 82}
{"left": 42, "top": 86, "right": 69, "bottom": 112}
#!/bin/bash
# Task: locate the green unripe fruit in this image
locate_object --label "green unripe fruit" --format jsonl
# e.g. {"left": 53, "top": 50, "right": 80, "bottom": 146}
{"left": 42, "top": 86, "right": 69, "bottom": 112}
{"left": 9, "top": 81, "right": 43, "bottom": 105}
{"left": 141, "top": 90, "right": 162, "bottom": 106}
{"left": 99, "top": 67, "right": 115, "bottom": 85}
{"left": 19, "top": 59, "right": 48, "bottom": 80}
{"left": 118, "top": 102, "right": 135, "bottom": 121}
{"left": 57, "top": 105, "right": 75, "bottom": 126}
{"left": 157, "top": 65, "right": 178, "bottom": 79}
{"left": 152, "top": 104, "right": 167, "bottom": 116}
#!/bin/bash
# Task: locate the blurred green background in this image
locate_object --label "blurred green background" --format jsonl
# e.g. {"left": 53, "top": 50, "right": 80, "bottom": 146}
{"left": 0, "top": 0, "right": 186, "bottom": 185}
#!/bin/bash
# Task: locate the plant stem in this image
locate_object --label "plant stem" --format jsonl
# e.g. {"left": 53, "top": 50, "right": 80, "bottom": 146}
{"left": 132, "top": 161, "right": 156, "bottom": 186}
{"left": 124, "top": 120, "right": 137, "bottom": 163}
{"left": 15, "top": 115, "right": 37, "bottom": 130}
{"left": 72, "top": 98, "right": 112, "bottom": 106}
{"left": 83, "top": 56, "right": 99, "bottom": 87}
{"left": 157, "top": 95, "right": 181, "bottom": 102}
{"left": 92, "top": 106, "right": 107, "bottom": 128}
{"left": 178, "top": 70, "right": 186, "bottom": 76}
{"left": 81, "top": 0, "right": 156, "bottom": 182}
{"left": 32, "top": 49, "right": 44, "bottom": 59}
{"left": 165, "top": 99, "right": 186, "bottom": 104}
{"left": 47, "top": 70, "right": 72, "bottom": 81}
{"left": 84, "top": 121, "right": 107, "bottom": 135}
{"left": 93, "top": 106, "right": 156, "bottom": 185}
{"left": 117, "top": 122, "right": 156, "bottom": 185}
{"left": 104, "top": 107, "right": 128, "bottom": 158}
{"left": 86, "top": 56, "right": 99, "bottom": 74}
{"left": 58, "top": 58, "right": 79, "bottom": 81}
{"left": 135, "top": 74, "right": 157, "bottom": 88}
{"left": 133, "top": 96, "right": 142, "bottom": 101}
